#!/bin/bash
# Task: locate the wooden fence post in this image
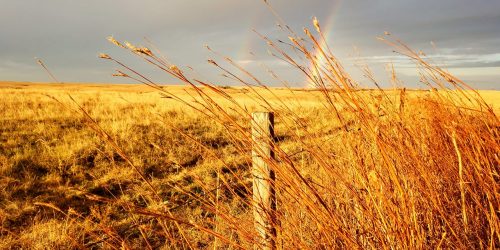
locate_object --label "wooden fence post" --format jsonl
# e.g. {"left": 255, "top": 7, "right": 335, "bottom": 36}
{"left": 251, "top": 112, "right": 277, "bottom": 250}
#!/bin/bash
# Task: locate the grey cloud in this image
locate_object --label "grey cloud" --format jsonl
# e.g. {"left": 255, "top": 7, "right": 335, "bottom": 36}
{"left": 353, "top": 53, "right": 500, "bottom": 68}
{"left": 0, "top": 0, "right": 498, "bottom": 88}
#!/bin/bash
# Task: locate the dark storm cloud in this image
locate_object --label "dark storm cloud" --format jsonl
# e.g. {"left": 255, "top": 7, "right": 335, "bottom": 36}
{"left": 0, "top": 0, "right": 498, "bottom": 88}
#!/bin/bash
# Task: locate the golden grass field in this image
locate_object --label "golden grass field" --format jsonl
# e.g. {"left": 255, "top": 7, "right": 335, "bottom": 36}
{"left": 0, "top": 79, "right": 499, "bottom": 249}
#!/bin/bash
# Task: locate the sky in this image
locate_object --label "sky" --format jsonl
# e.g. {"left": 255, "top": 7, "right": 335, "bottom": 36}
{"left": 1, "top": 0, "right": 499, "bottom": 89}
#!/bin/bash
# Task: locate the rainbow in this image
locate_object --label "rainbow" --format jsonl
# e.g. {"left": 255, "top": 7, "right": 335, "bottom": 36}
{"left": 307, "top": 1, "right": 344, "bottom": 88}
{"left": 234, "top": 1, "right": 345, "bottom": 87}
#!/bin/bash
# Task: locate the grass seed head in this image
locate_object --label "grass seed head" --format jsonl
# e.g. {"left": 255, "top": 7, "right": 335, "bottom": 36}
{"left": 313, "top": 16, "right": 321, "bottom": 32}
{"left": 112, "top": 72, "right": 129, "bottom": 77}
{"left": 169, "top": 65, "right": 180, "bottom": 72}
{"left": 125, "top": 41, "right": 137, "bottom": 51}
{"left": 98, "top": 53, "right": 112, "bottom": 60}
{"left": 107, "top": 36, "right": 126, "bottom": 48}
{"left": 136, "top": 47, "right": 153, "bottom": 57}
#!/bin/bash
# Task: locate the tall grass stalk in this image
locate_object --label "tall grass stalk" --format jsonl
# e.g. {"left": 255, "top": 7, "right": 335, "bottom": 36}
{"left": 90, "top": 12, "right": 500, "bottom": 249}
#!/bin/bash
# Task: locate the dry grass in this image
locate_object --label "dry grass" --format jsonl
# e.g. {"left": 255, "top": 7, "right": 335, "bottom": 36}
{"left": 0, "top": 82, "right": 330, "bottom": 248}
{"left": 0, "top": 81, "right": 498, "bottom": 249}
{"left": 1, "top": 14, "right": 500, "bottom": 249}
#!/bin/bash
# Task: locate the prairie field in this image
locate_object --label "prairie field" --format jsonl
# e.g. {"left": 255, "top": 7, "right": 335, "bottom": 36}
{"left": 0, "top": 80, "right": 499, "bottom": 249}
{"left": 1, "top": 0, "right": 499, "bottom": 248}
{"left": 1, "top": 9, "right": 500, "bottom": 249}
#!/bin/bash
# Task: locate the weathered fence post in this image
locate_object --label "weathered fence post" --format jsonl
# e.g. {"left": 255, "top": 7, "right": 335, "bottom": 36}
{"left": 251, "top": 112, "right": 277, "bottom": 250}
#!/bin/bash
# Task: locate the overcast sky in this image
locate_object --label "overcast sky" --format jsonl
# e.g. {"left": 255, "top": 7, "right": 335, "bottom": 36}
{"left": 1, "top": 0, "right": 499, "bottom": 89}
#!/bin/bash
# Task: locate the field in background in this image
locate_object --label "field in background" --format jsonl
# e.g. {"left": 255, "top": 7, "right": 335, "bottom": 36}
{"left": 0, "top": 82, "right": 337, "bottom": 249}
{"left": 0, "top": 81, "right": 499, "bottom": 249}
